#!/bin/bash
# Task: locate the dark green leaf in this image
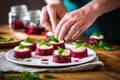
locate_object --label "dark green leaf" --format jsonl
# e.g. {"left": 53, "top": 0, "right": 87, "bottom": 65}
{"left": 98, "top": 41, "right": 104, "bottom": 47}
{"left": 32, "top": 21, "right": 40, "bottom": 26}
{"left": 45, "top": 44, "right": 51, "bottom": 46}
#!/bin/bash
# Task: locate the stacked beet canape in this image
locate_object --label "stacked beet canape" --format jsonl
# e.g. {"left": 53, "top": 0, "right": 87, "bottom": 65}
{"left": 53, "top": 47, "right": 71, "bottom": 63}
{"left": 89, "top": 32, "right": 104, "bottom": 44}
{"left": 14, "top": 44, "right": 31, "bottom": 58}
{"left": 36, "top": 40, "right": 54, "bottom": 56}
{"left": 45, "top": 31, "right": 54, "bottom": 42}
{"left": 49, "top": 36, "right": 65, "bottom": 50}
{"left": 20, "top": 39, "right": 36, "bottom": 51}
{"left": 70, "top": 42, "right": 88, "bottom": 59}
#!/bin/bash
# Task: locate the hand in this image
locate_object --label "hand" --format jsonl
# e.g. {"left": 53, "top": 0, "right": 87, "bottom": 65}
{"left": 55, "top": 4, "right": 99, "bottom": 41}
{"left": 40, "top": 3, "right": 67, "bottom": 32}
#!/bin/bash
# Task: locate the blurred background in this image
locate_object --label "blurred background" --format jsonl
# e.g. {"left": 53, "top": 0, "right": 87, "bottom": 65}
{"left": 0, "top": 0, "right": 46, "bottom": 25}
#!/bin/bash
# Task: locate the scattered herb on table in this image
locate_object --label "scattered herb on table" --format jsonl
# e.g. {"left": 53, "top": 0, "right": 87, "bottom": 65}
{"left": 43, "top": 73, "right": 56, "bottom": 78}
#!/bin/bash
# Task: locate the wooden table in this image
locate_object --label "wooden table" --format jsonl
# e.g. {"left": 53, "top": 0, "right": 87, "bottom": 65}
{"left": 0, "top": 25, "right": 120, "bottom": 80}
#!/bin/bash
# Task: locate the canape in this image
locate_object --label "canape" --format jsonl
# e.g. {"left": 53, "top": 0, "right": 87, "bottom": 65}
{"left": 36, "top": 40, "right": 54, "bottom": 56}
{"left": 14, "top": 45, "right": 31, "bottom": 58}
{"left": 53, "top": 47, "right": 71, "bottom": 63}
{"left": 89, "top": 32, "right": 104, "bottom": 44}
{"left": 20, "top": 39, "right": 36, "bottom": 51}
{"left": 49, "top": 36, "right": 65, "bottom": 50}
{"left": 45, "top": 31, "right": 54, "bottom": 42}
{"left": 70, "top": 43, "right": 88, "bottom": 58}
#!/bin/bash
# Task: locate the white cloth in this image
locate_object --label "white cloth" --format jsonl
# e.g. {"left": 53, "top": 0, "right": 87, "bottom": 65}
{"left": 0, "top": 52, "right": 104, "bottom": 72}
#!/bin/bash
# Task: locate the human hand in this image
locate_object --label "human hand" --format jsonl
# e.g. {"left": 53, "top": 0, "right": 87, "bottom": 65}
{"left": 55, "top": 3, "right": 100, "bottom": 41}
{"left": 40, "top": 3, "right": 66, "bottom": 32}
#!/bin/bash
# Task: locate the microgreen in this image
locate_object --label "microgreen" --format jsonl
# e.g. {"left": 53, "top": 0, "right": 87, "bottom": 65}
{"left": 24, "top": 39, "right": 34, "bottom": 43}
{"left": 32, "top": 21, "right": 40, "bottom": 26}
{"left": 39, "top": 40, "right": 45, "bottom": 46}
{"left": 89, "top": 44, "right": 95, "bottom": 49}
{"left": 19, "top": 44, "right": 28, "bottom": 49}
{"left": 58, "top": 47, "right": 64, "bottom": 55}
{"left": 49, "top": 36, "right": 59, "bottom": 43}
{"left": 92, "top": 32, "right": 101, "bottom": 37}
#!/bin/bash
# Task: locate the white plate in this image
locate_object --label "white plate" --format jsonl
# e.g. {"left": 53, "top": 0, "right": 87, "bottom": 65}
{"left": 5, "top": 44, "right": 96, "bottom": 67}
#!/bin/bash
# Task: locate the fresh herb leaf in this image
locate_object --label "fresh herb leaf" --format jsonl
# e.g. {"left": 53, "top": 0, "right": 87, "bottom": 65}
{"left": 21, "top": 71, "right": 40, "bottom": 80}
{"left": 19, "top": 44, "right": 28, "bottom": 49}
{"left": 24, "top": 39, "right": 34, "bottom": 43}
{"left": 45, "top": 44, "right": 51, "bottom": 46}
{"left": 98, "top": 41, "right": 104, "bottom": 47}
{"left": 49, "top": 36, "right": 59, "bottom": 43}
{"left": 58, "top": 47, "right": 64, "bottom": 55}
{"left": 32, "top": 21, "right": 40, "bottom": 26}
{"left": 43, "top": 74, "right": 56, "bottom": 78}
{"left": 92, "top": 32, "right": 101, "bottom": 37}
{"left": 24, "top": 59, "right": 32, "bottom": 62}
{"left": 39, "top": 40, "right": 45, "bottom": 46}
{"left": 103, "top": 46, "right": 110, "bottom": 51}
{"left": 89, "top": 44, "right": 95, "bottom": 49}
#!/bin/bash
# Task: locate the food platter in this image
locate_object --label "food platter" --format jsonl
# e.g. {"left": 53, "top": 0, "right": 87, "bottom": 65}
{"left": 0, "top": 32, "right": 28, "bottom": 48}
{"left": 5, "top": 44, "right": 96, "bottom": 67}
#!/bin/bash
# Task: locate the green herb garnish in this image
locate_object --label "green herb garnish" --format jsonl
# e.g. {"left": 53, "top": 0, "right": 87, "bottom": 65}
{"left": 43, "top": 74, "right": 56, "bottom": 78}
{"left": 45, "top": 44, "right": 51, "bottom": 46}
{"left": 39, "top": 40, "right": 45, "bottom": 46}
{"left": 49, "top": 36, "right": 59, "bottom": 43}
{"left": 58, "top": 47, "right": 64, "bottom": 55}
{"left": 19, "top": 44, "right": 28, "bottom": 49}
{"left": 89, "top": 44, "right": 95, "bottom": 49}
{"left": 92, "top": 32, "right": 101, "bottom": 37}
{"left": 32, "top": 21, "right": 40, "bottom": 26}
{"left": 24, "top": 39, "right": 34, "bottom": 43}
{"left": 75, "top": 39, "right": 85, "bottom": 43}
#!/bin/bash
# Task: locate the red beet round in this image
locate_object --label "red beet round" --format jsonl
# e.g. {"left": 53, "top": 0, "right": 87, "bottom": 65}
{"left": 70, "top": 48, "right": 88, "bottom": 58}
{"left": 51, "top": 43, "right": 65, "bottom": 50}
{"left": 14, "top": 50, "right": 31, "bottom": 58}
{"left": 27, "top": 44, "right": 36, "bottom": 51}
{"left": 36, "top": 47, "right": 54, "bottom": 56}
{"left": 53, "top": 54, "right": 71, "bottom": 63}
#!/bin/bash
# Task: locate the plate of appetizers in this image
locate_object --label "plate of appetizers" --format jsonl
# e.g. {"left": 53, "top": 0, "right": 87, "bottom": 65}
{"left": 5, "top": 37, "right": 96, "bottom": 67}
{"left": 0, "top": 32, "right": 28, "bottom": 48}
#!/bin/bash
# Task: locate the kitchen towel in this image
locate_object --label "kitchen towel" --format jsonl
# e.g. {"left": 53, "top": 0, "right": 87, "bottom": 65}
{"left": 0, "top": 52, "right": 104, "bottom": 72}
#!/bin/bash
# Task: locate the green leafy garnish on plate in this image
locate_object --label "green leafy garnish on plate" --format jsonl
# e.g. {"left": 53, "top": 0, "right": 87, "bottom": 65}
{"left": 58, "top": 47, "right": 64, "bottom": 55}
{"left": 32, "top": 21, "right": 40, "bottom": 26}
{"left": 92, "top": 32, "right": 101, "bottom": 37}
{"left": 19, "top": 44, "right": 28, "bottom": 49}
{"left": 24, "top": 39, "right": 34, "bottom": 43}
{"left": 49, "top": 36, "right": 59, "bottom": 43}
{"left": 39, "top": 40, "right": 45, "bottom": 46}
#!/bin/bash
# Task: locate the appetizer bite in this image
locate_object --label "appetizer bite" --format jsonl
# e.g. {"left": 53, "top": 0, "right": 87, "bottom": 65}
{"left": 49, "top": 36, "right": 65, "bottom": 50}
{"left": 36, "top": 40, "right": 54, "bottom": 56}
{"left": 53, "top": 47, "right": 71, "bottom": 63}
{"left": 70, "top": 43, "right": 88, "bottom": 58}
{"left": 45, "top": 31, "right": 54, "bottom": 42}
{"left": 89, "top": 32, "right": 104, "bottom": 44}
{"left": 20, "top": 39, "right": 36, "bottom": 51}
{"left": 14, "top": 44, "right": 31, "bottom": 58}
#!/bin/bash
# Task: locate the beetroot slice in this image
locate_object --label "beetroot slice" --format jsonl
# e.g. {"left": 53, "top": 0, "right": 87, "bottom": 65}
{"left": 36, "top": 47, "right": 54, "bottom": 56}
{"left": 53, "top": 55, "right": 71, "bottom": 63}
{"left": 51, "top": 43, "right": 65, "bottom": 50}
{"left": 89, "top": 37, "right": 104, "bottom": 44}
{"left": 27, "top": 44, "right": 36, "bottom": 51}
{"left": 14, "top": 50, "right": 31, "bottom": 58}
{"left": 70, "top": 48, "right": 88, "bottom": 58}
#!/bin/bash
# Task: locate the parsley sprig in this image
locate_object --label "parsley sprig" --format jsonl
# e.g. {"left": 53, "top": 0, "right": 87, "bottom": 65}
{"left": 39, "top": 40, "right": 51, "bottom": 46}
{"left": 19, "top": 44, "right": 28, "bottom": 49}
{"left": 24, "top": 39, "right": 34, "bottom": 43}
{"left": 58, "top": 47, "right": 64, "bottom": 55}
{"left": 92, "top": 32, "right": 101, "bottom": 37}
{"left": 49, "top": 36, "right": 59, "bottom": 43}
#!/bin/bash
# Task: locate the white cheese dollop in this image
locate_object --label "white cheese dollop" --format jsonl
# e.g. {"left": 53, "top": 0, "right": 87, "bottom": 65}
{"left": 37, "top": 44, "right": 53, "bottom": 49}
{"left": 71, "top": 46, "right": 86, "bottom": 52}
{"left": 14, "top": 46, "right": 29, "bottom": 52}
